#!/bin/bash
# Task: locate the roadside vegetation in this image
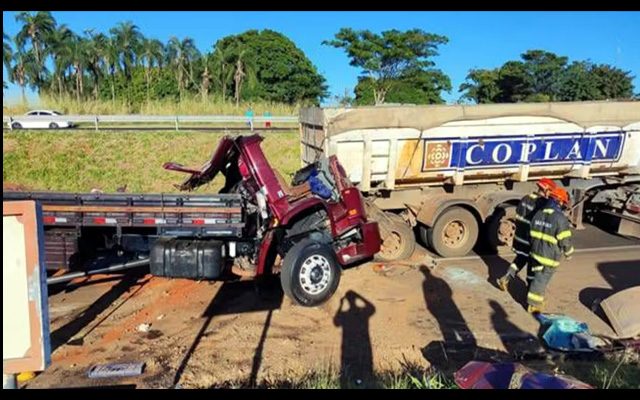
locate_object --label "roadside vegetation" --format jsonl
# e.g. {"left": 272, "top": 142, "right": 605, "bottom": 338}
{"left": 2, "top": 130, "right": 300, "bottom": 193}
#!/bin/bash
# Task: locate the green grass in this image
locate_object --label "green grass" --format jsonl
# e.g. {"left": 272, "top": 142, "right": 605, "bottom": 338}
{"left": 3, "top": 130, "right": 300, "bottom": 193}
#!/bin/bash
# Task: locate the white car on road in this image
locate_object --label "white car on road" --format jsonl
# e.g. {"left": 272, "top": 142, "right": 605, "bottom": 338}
{"left": 9, "top": 110, "right": 74, "bottom": 129}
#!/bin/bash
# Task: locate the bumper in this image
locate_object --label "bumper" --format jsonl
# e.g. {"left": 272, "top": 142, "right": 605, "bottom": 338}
{"left": 336, "top": 221, "right": 381, "bottom": 265}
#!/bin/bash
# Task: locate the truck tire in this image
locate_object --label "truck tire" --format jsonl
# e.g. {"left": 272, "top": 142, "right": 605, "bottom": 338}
{"left": 486, "top": 205, "right": 516, "bottom": 252}
{"left": 280, "top": 238, "right": 341, "bottom": 307}
{"left": 418, "top": 224, "right": 433, "bottom": 249}
{"left": 375, "top": 213, "right": 416, "bottom": 262}
{"left": 429, "top": 207, "right": 479, "bottom": 257}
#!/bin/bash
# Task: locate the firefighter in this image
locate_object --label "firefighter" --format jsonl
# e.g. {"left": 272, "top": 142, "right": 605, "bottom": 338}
{"left": 526, "top": 186, "right": 574, "bottom": 314}
{"left": 497, "top": 178, "right": 557, "bottom": 291}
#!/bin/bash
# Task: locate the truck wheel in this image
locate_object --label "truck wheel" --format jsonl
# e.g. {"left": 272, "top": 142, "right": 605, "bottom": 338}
{"left": 486, "top": 205, "right": 516, "bottom": 252}
{"left": 280, "top": 239, "right": 341, "bottom": 307}
{"left": 430, "top": 207, "right": 479, "bottom": 257}
{"left": 375, "top": 213, "right": 416, "bottom": 262}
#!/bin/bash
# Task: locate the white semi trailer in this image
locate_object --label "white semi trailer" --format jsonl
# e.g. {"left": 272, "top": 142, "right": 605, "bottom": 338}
{"left": 300, "top": 101, "right": 640, "bottom": 259}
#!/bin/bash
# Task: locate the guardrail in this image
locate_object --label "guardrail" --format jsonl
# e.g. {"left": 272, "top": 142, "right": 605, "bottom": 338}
{"left": 3, "top": 114, "right": 299, "bottom": 131}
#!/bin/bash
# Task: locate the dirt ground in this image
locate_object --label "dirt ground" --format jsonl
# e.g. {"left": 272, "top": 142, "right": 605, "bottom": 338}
{"left": 24, "top": 227, "right": 640, "bottom": 389}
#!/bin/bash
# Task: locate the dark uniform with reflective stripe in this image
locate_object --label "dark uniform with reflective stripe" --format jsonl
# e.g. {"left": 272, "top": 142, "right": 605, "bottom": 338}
{"left": 506, "top": 193, "right": 545, "bottom": 283}
{"left": 527, "top": 200, "right": 574, "bottom": 308}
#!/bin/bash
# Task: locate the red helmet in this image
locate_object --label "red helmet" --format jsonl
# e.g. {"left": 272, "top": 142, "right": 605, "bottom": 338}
{"left": 536, "top": 178, "right": 556, "bottom": 191}
{"left": 549, "top": 187, "right": 570, "bottom": 206}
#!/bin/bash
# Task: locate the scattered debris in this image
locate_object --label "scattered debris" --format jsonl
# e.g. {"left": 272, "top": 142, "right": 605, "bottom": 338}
{"left": 454, "top": 361, "right": 593, "bottom": 389}
{"left": 536, "top": 314, "right": 599, "bottom": 352}
{"left": 157, "top": 314, "right": 165, "bottom": 320}
{"left": 137, "top": 323, "right": 151, "bottom": 333}
{"left": 88, "top": 362, "right": 145, "bottom": 379}
{"left": 600, "top": 286, "right": 640, "bottom": 338}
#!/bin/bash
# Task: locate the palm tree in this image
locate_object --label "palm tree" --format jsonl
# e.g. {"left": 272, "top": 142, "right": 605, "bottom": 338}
{"left": 48, "top": 24, "right": 74, "bottom": 97}
{"left": 98, "top": 35, "right": 120, "bottom": 103}
{"left": 3, "top": 32, "right": 12, "bottom": 89}
{"left": 211, "top": 45, "right": 234, "bottom": 103}
{"left": 15, "top": 11, "right": 56, "bottom": 85}
{"left": 140, "top": 38, "right": 165, "bottom": 101}
{"left": 61, "top": 34, "right": 89, "bottom": 102}
{"left": 84, "top": 31, "right": 107, "bottom": 100}
{"left": 10, "top": 46, "right": 39, "bottom": 105}
{"left": 233, "top": 50, "right": 257, "bottom": 107}
{"left": 167, "top": 36, "right": 200, "bottom": 101}
{"left": 109, "top": 21, "right": 142, "bottom": 81}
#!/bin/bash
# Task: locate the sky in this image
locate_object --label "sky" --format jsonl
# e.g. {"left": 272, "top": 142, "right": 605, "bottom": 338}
{"left": 3, "top": 11, "right": 640, "bottom": 106}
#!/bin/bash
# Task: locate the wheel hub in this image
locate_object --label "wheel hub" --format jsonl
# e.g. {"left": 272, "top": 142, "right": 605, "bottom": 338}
{"left": 299, "top": 255, "right": 331, "bottom": 295}
{"left": 443, "top": 220, "right": 466, "bottom": 247}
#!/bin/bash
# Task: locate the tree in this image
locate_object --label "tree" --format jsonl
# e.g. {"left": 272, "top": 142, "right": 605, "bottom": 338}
{"left": 10, "top": 46, "right": 39, "bottom": 104}
{"left": 209, "top": 44, "right": 234, "bottom": 103}
{"left": 591, "top": 64, "right": 634, "bottom": 100}
{"left": 459, "top": 69, "right": 500, "bottom": 104}
{"left": 333, "top": 88, "right": 354, "bottom": 107}
{"left": 167, "top": 36, "right": 201, "bottom": 101}
{"left": 140, "top": 38, "right": 165, "bottom": 101}
{"left": 459, "top": 50, "right": 635, "bottom": 104}
{"left": 324, "top": 28, "right": 449, "bottom": 105}
{"left": 520, "top": 50, "right": 568, "bottom": 101}
{"left": 109, "top": 21, "right": 142, "bottom": 81}
{"left": 3, "top": 32, "right": 12, "bottom": 88}
{"left": 212, "top": 30, "right": 327, "bottom": 105}
{"left": 15, "top": 11, "right": 56, "bottom": 85}
{"left": 47, "top": 24, "right": 74, "bottom": 97}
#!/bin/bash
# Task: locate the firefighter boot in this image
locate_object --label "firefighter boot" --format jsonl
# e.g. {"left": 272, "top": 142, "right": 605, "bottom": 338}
{"left": 497, "top": 275, "right": 510, "bottom": 292}
{"left": 527, "top": 304, "right": 543, "bottom": 314}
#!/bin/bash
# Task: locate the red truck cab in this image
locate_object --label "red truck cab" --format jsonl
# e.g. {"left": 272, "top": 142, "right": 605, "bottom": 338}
{"left": 165, "top": 134, "right": 381, "bottom": 306}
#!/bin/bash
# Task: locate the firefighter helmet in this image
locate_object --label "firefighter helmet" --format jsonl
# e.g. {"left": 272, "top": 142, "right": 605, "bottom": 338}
{"left": 549, "top": 187, "right": 570, "bottom": 206}
{"left": 536, "top": 178, "right": 556, "bottom": 191}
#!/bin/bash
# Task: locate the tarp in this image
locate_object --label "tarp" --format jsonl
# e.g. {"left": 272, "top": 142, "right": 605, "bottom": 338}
{"left": 537, "top": 314, "right": 598, "bottom": 352}
{"left": 300, "top": 101, "right": 640, "bottom": 137}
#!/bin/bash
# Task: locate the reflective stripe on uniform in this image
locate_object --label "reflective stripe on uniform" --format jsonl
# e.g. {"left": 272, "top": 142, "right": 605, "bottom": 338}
{"left": 565, "top": 247, "right": 575, "bottom": 256}
{"left": 530, "top": 230, "right": 558, "bottom": 244}
{"left": 531, "top": 265, "right": 544, "bottom": 272}
{"left": 509, "top": 263, "right": 519, "bottom": 271}
{"left": 523, "top": 204, "right": 535, "bottom": 211}
{"left": 515, "top": 215, "right": 530, "bottom": 224}
{"left": 531, "top": 253, "right": 560, "bottom": 267}
{"left": 514, "top": 235, "right": 530, "bottom": 245}
{"left": 513, "top": 249, "right": 529, "bottom": 257}
{"left": 543, "top": 209, "right": 555, "bottom": 214}
{"left": 528, "top": 194, "right": 538, "bottom": 199}
{"left": 527, "top": 292, "right": 544, "bottom": 302}
{"left": 557, "top": 230, "right": 572, "bottom": 240}
{"left": 526, "top": 276, "right": 534, "bottom": 281}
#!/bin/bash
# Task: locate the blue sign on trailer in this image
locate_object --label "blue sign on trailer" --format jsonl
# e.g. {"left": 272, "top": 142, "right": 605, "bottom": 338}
{"left": 421, "top": 131, "right": 626, "bottom": 171}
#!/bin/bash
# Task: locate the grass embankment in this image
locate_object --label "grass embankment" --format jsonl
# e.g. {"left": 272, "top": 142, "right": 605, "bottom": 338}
{"left": 3, "top": 130, "right": 300, "bottom": 193}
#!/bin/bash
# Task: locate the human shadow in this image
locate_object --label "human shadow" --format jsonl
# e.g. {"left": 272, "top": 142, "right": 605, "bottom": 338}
{"left": 479, "top": 254, "right": 529, "bottom": 309}
{"left": 172, "top": 273, "right": 284, "bottom": 387}
{"left": 333, "top": 290, "right": 376, "bottom": 389}
{"left": 489, "top": 300, "right": 540, "bottom": 358}
{"left": 419, "top": 265, "right": 478, "bottom": 372}
{"left": 49, "top": 269, "right": 149, "bottom": 352}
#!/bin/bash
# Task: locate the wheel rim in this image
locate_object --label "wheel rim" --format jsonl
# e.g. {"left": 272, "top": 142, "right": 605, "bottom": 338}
{"left": 442, "top": 220, "right": 468, "bottom": 248}
{"left": 380, "top": 231, "right": 402, "bottom": 257}
{"left": 298, "top": 254, "right": 332, "bottom": 295}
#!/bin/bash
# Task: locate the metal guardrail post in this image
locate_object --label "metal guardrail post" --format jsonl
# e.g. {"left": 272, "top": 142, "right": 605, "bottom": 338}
{"left": 9, "top": 116, "right": 13, "bottom": 131}
{"left": 94, "top": 116, "right": 99, "bottom": 131}
{"left": 175, "top": 116, "right": 179, "bottom": 131}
